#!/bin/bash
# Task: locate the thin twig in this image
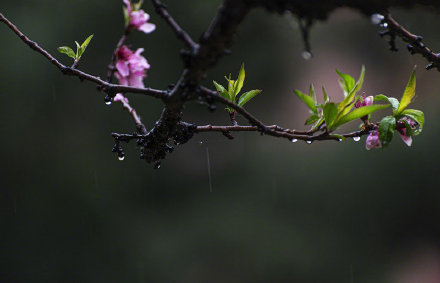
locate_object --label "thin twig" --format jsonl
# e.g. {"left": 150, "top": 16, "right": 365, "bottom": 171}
{"left": 151, "top": 0, "right": 197, "bottom": 49}
{"left": 383, "top": 13, "right": 440, "bottom": 71}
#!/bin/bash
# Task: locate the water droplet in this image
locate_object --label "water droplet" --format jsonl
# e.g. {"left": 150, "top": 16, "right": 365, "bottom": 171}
{"left": 379, "top": 22, "right": 388, "bottom": 28}
{"left": 353, "top": 136, "right": 361, "bottom": 142}
{"left": 291, "top": 139, "right": 298, "bottom": 143}
{"left": 370, "top": 13, "right": 384, "bottom": 25}
{"left": 154, "top": 162, "right": 161, "bottom": 169}
{"left": 118, "top": 156, "right": 125, "bottom": 161}
{"left": 105, "top": 101, "right": 112, "bottom": 105}
{"left": 306, "top": 140, "right": 312, "bottom": 144}
{"left": 199, "top": 141, "right": 203, "bottom": 145}
{"left": 338, "top": 139, "right": 343, "bottom": 142}
{"left": 301, "top": 50, "right": 312, "bottom": 60}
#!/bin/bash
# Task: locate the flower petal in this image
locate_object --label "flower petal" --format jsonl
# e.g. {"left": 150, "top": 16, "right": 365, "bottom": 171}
{"left": 116, "top": 60, "right": 130, "bottom": 77}
{"left": 139, "top": 23, "right": 156, "bottom": 34}
{"left": 399, "top": 133, "right": 413, "bottom": 146}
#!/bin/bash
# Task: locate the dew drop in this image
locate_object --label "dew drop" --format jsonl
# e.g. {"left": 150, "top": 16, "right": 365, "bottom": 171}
{"left": 306, "top": 140, "right": 312, "bottom": 144}
{"left": 118, "top": 156, "right": 125, "bottom": 161}
{"left": 291, "top": 139, "right": 298, "bottom": 143}
{"left": 301, "top": 50, "right": 312, "bottom": 60}
{"left": 353, "top": 136, "right": 361, "bottom": 142}
{"left": 105, "top": 101, "right": 112, "bottom": 105}
{"left": 379, "top": 22, "right": 388, "bottom": 28}
{"left": 370, "top": 13, "right": 384, "bottom": 25}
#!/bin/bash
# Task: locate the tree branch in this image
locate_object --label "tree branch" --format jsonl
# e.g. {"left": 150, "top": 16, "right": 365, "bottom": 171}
{"left": 151, "top": 0, "right": 197, "bottom": 49}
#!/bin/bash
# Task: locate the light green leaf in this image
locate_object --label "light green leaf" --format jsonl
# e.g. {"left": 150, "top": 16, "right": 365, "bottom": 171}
{"left": 336, "top": 69, "right": 355, "bottom": 97}
{"left": 322, "top": 86, "right": 330, "bottom": 104}
{"left": 332, "top": 104, "right": 390, "bottom": 129}
{"left": 400, "top": 109, "right": 424, "bottom": 135}
{"left": 351, "top": 65, "right": 365, "bottom": 96}
{"left": 75, "top": 41, "right": 80, "bottom": 58}
{"left": 133, "top": 0, "right": 144, "bottom": 11}
{"left": 79, "top": 34, "right": 93, "bottom": 58}
{"left": 238, "top": 89, "right": 261, "bottom": 107}
{"left": 374, "top": 94, "right": 400, "bottom": 114}
{"left": 379, "top": 116, "right": 396, "bottom": 147}
{"left": 234, "top": 63, "right": 245, "bottom": 96}
{"left": 323, "top": 103, "right": 338, "bottom": 130}
{"left": 57, "top": 46, "right": 76, "bottom": 59}
{"left": 311, "top": 117, "right": 324, "bottom": 131}
{"left": 225, "top": 76, "right": 235, "bottom": 99}
{"left": 213, "top": 80, "right": 230, "bottom": 101}
{"left": 396, "top": 67, "right": 416, "bottom": 114}
{"left": 305, "top": 113, "right": 319, "bottom": 125}
{"left": 294, "top": 90, "right": 317, "bottom": 113}
{"left": 123, "top": 6, "right": 130, "bottom": 26}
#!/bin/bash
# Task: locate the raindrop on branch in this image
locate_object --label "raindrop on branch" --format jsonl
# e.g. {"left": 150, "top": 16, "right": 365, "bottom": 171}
{"left": 353, "top": 136, "right": 361, "bottom": 142}
{"left": 291, "top": 139, "right": 298, "bottom": 143}
{"left": 118, "top": 156, "right": 125, "bottom": 161}
{"left": 306, "top": 140, "right": 312, "bottom": 144}
{"left": 379, "top": 22, "right": 388, "bottom": 28}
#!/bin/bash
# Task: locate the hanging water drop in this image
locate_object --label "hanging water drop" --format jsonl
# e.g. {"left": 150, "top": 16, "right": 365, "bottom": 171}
{"left": 301, "top": 50, "right": 312, "bottom": 60}
{"left": 353, "top": 136, "right": 361, "bottom": 142}
{"left": 105, "top": 101, "right": 112, "bottom": 105}
{"left": 370, "top": 13, "right": 384, "bottom": 25}
{"left": 118, "top": 155, "right": 125, "bottom": 161}
{"left": 306, "top": 140, "right": 312, "bottom": 144}
{"left": 291, "top": 139, "right": 298, "bottom": 143}
{"left": 379, "top": 22, "right": 388, "bottom": 28}
{"left": 338, "top": 139, "right": 343, "bottom": 142}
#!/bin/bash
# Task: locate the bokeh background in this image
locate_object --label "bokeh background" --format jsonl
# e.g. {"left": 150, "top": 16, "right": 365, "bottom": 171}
{"left": 2, "top": 1, "right": 440, "bottom": 282}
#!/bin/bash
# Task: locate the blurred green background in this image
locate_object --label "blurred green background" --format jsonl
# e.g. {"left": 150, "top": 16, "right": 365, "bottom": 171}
{"left": 2, "top": 1, "right": 440, "bottom": 282}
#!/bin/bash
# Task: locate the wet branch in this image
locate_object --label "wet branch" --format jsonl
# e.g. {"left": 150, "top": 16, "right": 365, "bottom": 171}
{"left": 381, "top": 13, "right": 440, "bottom": 71}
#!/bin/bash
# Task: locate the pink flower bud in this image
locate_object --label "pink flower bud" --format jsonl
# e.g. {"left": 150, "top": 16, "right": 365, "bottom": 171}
{"left": 365, "top": 130, "right": 382, "bottom": 150}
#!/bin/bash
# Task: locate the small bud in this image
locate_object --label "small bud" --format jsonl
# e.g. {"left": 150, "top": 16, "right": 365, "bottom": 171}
{"left": 426, "top": 63, "right": 435, "bottom": 70}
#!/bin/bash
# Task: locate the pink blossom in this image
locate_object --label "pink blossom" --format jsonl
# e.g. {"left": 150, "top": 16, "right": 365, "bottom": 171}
{"left": 397, "top": 117, "right": 415, "bottom": 147}
{"left": 115, "top": 45, "right": 150, "bottom": 88}
{"left": 355, "top": 94, "right": 374, "bottom": 108}
{"left": 124, "top": 0, "right": 156, "bottom": 34}
{"left": 365, "top": 130, "right": 382, "bottom": 150}
{"left": 113, "top": 93, "right": 129, "bottom": 104}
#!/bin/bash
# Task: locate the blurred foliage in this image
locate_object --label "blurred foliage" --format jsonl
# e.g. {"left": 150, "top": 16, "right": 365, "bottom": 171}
{"left": 2, "top": 1, "right": 440, "bottom": 282}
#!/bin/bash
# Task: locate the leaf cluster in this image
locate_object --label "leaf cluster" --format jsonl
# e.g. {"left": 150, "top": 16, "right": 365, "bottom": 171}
{"left": 213, "top": 64, "right": 262, "bottom": 113}
{"left": 57, "top": 34, "right": 94, "bottom": 63}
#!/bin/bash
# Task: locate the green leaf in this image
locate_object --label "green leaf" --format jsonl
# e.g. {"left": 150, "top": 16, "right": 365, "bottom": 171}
{"left": 311, "top": 117, "right": 324, "bottom": 131}
{"left": 336, "top": 69, "right": 355, "bottom": 97}
{"left": 238, "top": 89, "right": 261, "bottom": 107}
{"left": 309, "top": 84, "right": 317, "bottom": 104}
{"left": 75, "top": 41, "right": 81, "bottom": 58}
{"left": 79, "top": 34, "right": 93, "bottom": 58}
{"left": 213, "top": 80, "right": 230, "bottom": 101}
{"left": 322, "top": 86, "right": 330, "bottom": 104}
{"left": 133, "top": 0, "right": 144, "bottom": 11}
{"left": 57, "top": 46, "right": 76, "bottom": 59}
{"left": 374, "top": 94, "right": 400, "bottom": 114}
{"left": 123, "top": 6, "right": 130, "bottom": 26}
{"left": 225, "top": 76, "right": 235, "bottom": 100}
{"left": 378, "top": 116, "right": 396, "bottom": 147}
{"left": 332, "top": 104, "right": 390, "bottom": 129}
{"left": 400, "top": 109, "right": 424, "bottom": 135}
{"left": 323, "top": 103, "right": 338, "bottom": 130}
{"left": 396, "top": 67, "right": 416, "bottom": 114}
{"left": 294, "top": 90, "right": 317, "bottom": 113}
{"left": 305, "top": 113, "right": 319, "bottom": 125}
{"left": 234, "top": 63, "right": 245, "bottom": 96}
{"left": 336, "top": 66, "right": 365, "bottom": 118}
{"left": 351, "top": 65, "right": 365, "bottom": 96}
